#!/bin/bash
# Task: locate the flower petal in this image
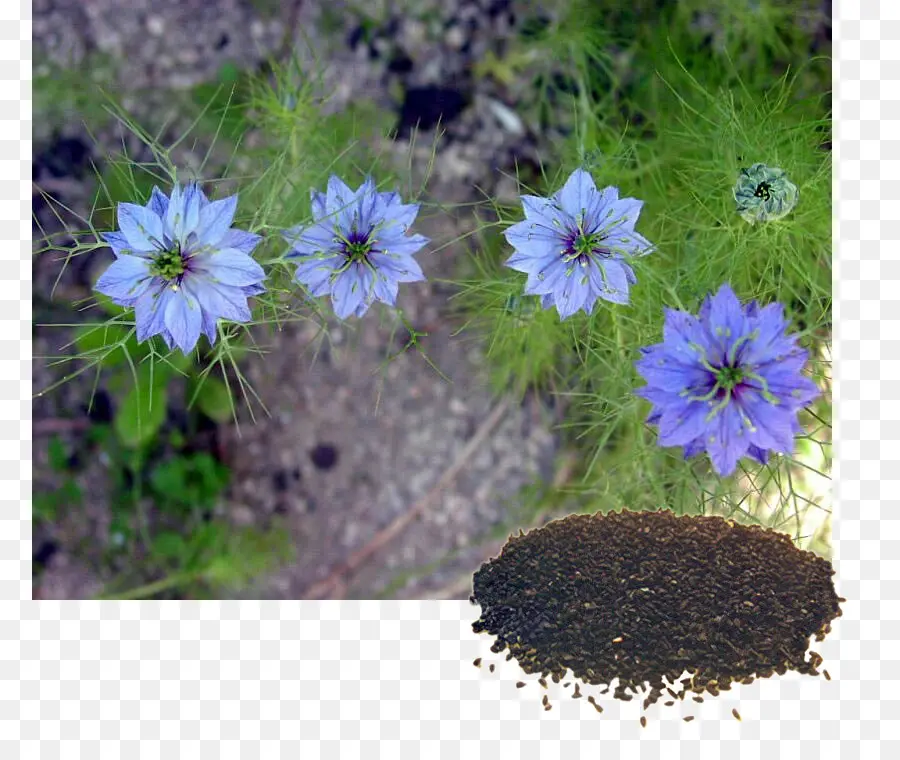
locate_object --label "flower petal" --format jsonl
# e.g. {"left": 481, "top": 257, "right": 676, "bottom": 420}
{"left": 147, "top": 186, "right": 170, "bottom": 219}
{"left": 707, "top": 403, "right": 750, "bottom": 476}
{"left": 188, "top": 277, "right": 252, "bottom": 323}
{"left": 555, "top": 268, "right": 591, "bottom": 320}
{"left": 283, "top": 221, "right": 341, "bottom": 257}
{"left": 166, "top": 182, "right": 204, "bottom": 242}
{"left": 192, "top": 248, "right": 266, "bottom": 287}
{"left": 219, "top": 228, "right": 263, "bottom": 255}
{"left": 555, "top": 168, "right": 597, "bottom": 210}
{"left": 133, "top": 285, "right": 174, "bottom": 344}
{"left": 367, "top": 251, "right": 425, "bottom": 283}
{"left": 374, "top": 233, "right": 429, "bottom": 259}
{"left": 94, "top": 254, "right": 154, "bottom": 304}
{"left": 310, "top": 189, "right": 328, "bottom": 220}
{"left": 163, "top": 287, "right": 203, "bottom": 354}
{"left": 331, "top": 267, "right": 367, "bottom": 320}
{"left": 591, "top": 259, "right": 630, "bottom": 305}
{"left": 657, "top": 400, "right": 709, "bottom": 447}
{"left": 504, "top": 219, "right": 565, "bottom": 258}
{"left": 117, "top": 202, "right": 165, "bottom": 251}
{"left": 609, "top": 197, "right": 644, "bottom": 231}
{"left": 100, "top": 231, "right": 133, "bottom": 258}
{"left": 194, "top": 194, "right": 238, "bottom": 247}
{"left": 293, "top": 256, "right": 341, "bottom": 297}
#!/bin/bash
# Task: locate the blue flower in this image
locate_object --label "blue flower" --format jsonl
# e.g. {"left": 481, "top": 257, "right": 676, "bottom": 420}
{"left": 634, "top": 284, "right": 820, "bottom": 476}
{"left": 503, "top": 168, "right": 653, "bottom": 320}
{"left": 94, "top": 183, "right": 266, "bottom": 354}
{"left": 282, "top": 176, "right": 429, "bottom": 319}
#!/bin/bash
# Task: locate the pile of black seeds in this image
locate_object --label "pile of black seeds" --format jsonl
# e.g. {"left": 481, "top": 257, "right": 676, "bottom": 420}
{"left": 470, "top": 509, "right": 844, "bottom": 709}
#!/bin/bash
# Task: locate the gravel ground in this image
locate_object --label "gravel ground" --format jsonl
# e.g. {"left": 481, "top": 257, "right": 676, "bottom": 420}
{"left": 33, "top": 0, "right": 565, "bottom": 599}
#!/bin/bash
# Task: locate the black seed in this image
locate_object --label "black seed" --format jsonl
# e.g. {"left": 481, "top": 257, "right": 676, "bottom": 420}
{"left": 473, "top": 658, "right": 481, "bottom": 668}
{"left": 489, "top": 664, "right": 495, "bottom": 673}
{"left": 693, "top": 696, "right": 704, "bottom": 703}
{"left": 563, "top": 682, "right": 571, "bottom": 688}
{"left": 470, "top": 510, "right": 844, "bottom": 712}
{"left": 538, "top": 678, "right": 547, "bottom": 688}
{"left": 309, "top": 443, "right": 338, "bottom": 471}
{"left": 516, "top": 681, "right": 525, "bottom": 688}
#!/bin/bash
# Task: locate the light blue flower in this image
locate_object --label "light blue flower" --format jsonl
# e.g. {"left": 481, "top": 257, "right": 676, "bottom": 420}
{"left": 634, "top": 284, "right": 820, "bottom": 476}
{"left": 94, "top": 183, "right": 266, "bottom": 354}
{"left": 282, "top": 176, "right": 429, "bottom": 320}
{"left": 503, "top": 168, "right": 654, "bottom": 320}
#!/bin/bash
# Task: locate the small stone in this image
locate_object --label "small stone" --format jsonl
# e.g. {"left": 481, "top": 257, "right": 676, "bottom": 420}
{"left": 146, "top": 16, "right": 165, "bottom": 36}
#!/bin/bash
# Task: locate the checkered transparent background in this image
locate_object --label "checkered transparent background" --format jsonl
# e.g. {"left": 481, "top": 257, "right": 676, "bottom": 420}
{"left": 8, "top": 0, "right": 899, "bottom": 755}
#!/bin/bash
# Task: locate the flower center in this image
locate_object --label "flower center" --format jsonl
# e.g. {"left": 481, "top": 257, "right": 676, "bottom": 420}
{"left": 345, "top": 238, "right": 373, "bottom": 262}
{"left": 753, "top": 181, "right": 772, "bottom": 201}
{"left": 715, "top": 364, "right": 745, "bottom": 391}
{"left": 149, "top": 244, "right": 186, "bottom": 281}
{"left": 576, "top": 232, "right": 602, "bottom": 256}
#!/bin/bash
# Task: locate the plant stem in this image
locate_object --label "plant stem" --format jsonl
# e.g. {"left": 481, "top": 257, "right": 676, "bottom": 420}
{"left": 98, "top": 572, "right": 192, "bottom": 601}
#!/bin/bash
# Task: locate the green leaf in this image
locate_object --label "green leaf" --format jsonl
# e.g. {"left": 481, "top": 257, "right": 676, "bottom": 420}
{"left": 193, "top": 376, "right": 234, "bottom": 423}
{"left": 47, "top": 435, "right": 69, "bottom": 472}
{"left": 150, "top": 531, "right": 187, "bottom": 562}
{"left": 114, "top": 381, "right": 168, "bottom": 448}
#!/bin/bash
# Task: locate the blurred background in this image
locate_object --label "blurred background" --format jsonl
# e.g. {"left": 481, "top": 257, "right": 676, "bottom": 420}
{"left": 32, "top": 0, "right": 832, "bottom": 600}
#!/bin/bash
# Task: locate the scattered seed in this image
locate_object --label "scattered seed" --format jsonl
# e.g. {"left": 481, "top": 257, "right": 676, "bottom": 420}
{"left": 732, "top": 708, "right": 742, "bottom": 721}
{"left": 572, "top": 683, "right": 582, "bottom": 699}
{"left": 587, "top": 696, "right": 604, "bottom": 713}
{"left": 542, "top": 695, "right": 549, "bottom": 707}
{"left": 640, "top": 717, "right": 647, "bottom": 728}
{"left": 473, "top": 658, "right": 482, "bottom": 668}
{"left": 516, "top": 681, "right": 526, "bottom": 688}
{"left": 538, "top": 678, "right": 548, "bottom": 689}
{"left": 471, "top": 511, "right": 843, "bottom": 715}
{"left": 544, "top": 704, "right": 552, "bottom": 711}
{"left": 489, "top": 664, "right": 495, "bottom": 673}
{"left": 823, "top": 670, "right": 831, "bottom": 681}
{"left": 563, "top": 682, "right": 571, "bottom": 688}
{"left": 664, "top": 701, "right": 675, "bottom": 706}
{"left": 683, "top": 716, "right": 695, "bottom": 723}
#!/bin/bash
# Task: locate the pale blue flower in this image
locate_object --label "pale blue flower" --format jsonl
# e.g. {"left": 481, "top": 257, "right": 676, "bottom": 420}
{"left": 282, "top": 176, "right": 429, "bottom": 319}
{"left": 503, "top": 168, "right": 653, "bottom": 320}
{"left": 94, "top": 183, "right": 265, "bottom": 354}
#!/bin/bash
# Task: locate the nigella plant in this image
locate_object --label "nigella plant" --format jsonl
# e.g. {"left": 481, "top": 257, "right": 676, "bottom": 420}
{"left": 733, "top": 163, "right": 799, "bottom": 224}
{"left": 503, "top": 168, "right": 654, "bottom": 320}
{"left": 634, "top": 284, "right": 819, "bottom": 476}
{"left": 282, "top": 175, "right": 429, "bottom": 320}
{"left": 94, "top": 183, "right": 266, "bottom": 354}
